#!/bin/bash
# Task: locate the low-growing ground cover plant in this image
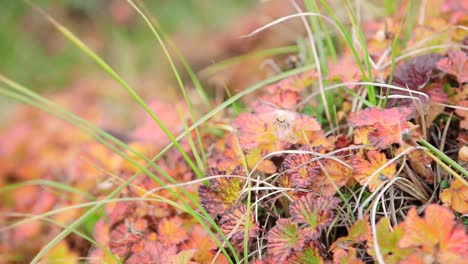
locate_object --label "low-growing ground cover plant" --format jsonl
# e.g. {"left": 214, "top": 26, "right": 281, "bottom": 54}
{"left": 0, "top": 0, "right": 467, "bottom": 263}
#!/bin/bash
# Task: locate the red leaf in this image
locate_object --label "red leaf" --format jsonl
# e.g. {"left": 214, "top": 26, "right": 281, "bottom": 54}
{"left": 267, "top": 218, "right": 305, "bottom": 263}
{"left": 282, "top": 151, "right": 319, "bottom": 189}
{"left": 350, "top": 107, "right": 412, "bottom": 148}
{"left": 219, "top": 204, "right": 259, "bottom": 249}
{"left": 437, "top": 50, "right": 468, "bottom": 84}
{"left": 392, "top": 54, "right": 444, "bottom": 90}
{"left": 310, "top": 159, "right": 352, "bottom": 196}
{"left": 289, "top": 194, "right": 339, "bottom": 240}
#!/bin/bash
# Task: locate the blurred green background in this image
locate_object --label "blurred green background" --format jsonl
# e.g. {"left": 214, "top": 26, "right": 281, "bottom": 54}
{"left": 0, "top": 0, "right": 253, "bottom": 92}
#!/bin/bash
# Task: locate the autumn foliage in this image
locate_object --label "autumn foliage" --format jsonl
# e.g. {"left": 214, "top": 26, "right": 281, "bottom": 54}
{"left": 0, "top": 0, "right": 467, "bottom": 263}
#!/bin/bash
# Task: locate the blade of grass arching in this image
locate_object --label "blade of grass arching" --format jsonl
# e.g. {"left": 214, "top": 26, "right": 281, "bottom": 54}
{"left": 344, "top": 0, "right": 376, "bottom": 104}
{"left": 127, "top": 0, "right": 207, "bottom": 175}
{"left": 181, "top": 110, "right": 206, "bottom": 178}
{"left": 0, "top": 179, "right": 95, "bottom": 201}
{"left": 134, "top": 0, "right": 210, "bottom": 109}
{"left": 0, "top": 85, "right": 238, "bottom": 263}
{"left": 153, "top": 64, "right": 316, "bottom": 162}
{"left": 306, "top": 0, "right": 337, "bottom": 63}
{"left": 25, "top": 1, "right": 203, "bottom": 180}
{"left": 198, "top": 46, "right": 299, "bottom": 78}
{"left": 133, "top": 0, "right": 208, "bottom": 170}
{"left": 317, "top": 0, "right": 374, "bottom": 105}
{"left": 304, "top": 0, "right": 328, "bottom": 73}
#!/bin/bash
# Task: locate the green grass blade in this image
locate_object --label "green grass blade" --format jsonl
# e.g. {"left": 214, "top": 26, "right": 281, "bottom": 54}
{"left": 128, "top": 0, "right": 207, "bottom": 174}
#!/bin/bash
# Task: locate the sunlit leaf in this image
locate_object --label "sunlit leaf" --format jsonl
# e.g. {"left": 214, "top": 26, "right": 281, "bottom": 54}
{"left": 398, "top": 204, "right": 468, "bottom": 263}
{"left": 267, "top": 218, "right": 305, "bottom": 263}
{"left": 245, "top": 146, "right": 277, "bottom": 174}
{"left": 41, "top": 241, "right": 79, "bottom": 264}
{"left": 289, "top": 194, "right": 339, "bottom": 240}
{"left": 350, "top": 107, "right": 412, "bottom": 149}
{"left": 351, "top": 150, "right": 396, "bottom": 192}
{"left": 440, "top": 178, "right": 468, "bottom": 214}
{"left": 167, "top": 249, "right": 197, "bottom": 264}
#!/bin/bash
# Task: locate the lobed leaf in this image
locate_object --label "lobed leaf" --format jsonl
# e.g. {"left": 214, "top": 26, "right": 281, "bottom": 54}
{"left": 350, "top": 107, "right": 412, "bottom": 149}
{"left": 267, "top": 218, "right": 305, "bottom": 263}
{"left": 289, "top": 194, "right": 339, "bottom": 240}
{"left": 440, "top": 178, "right": 468, "bottom": 214}
{"left": 219, "top": 204, "right": 258, "bottom": 249}
{"left": 352, "top": 150, "right": 396, "bottom": 192}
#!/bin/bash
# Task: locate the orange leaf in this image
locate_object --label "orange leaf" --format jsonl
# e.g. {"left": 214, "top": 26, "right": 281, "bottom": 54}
{"left": 352, "top": 150, "right": 396, "bottom": 192}
{"left": 282, "top": 151, "right": 319, "bottom": 189}
{"left": 440, "top": 178, "right": 468, "bottom": 214}
{"left": 310, "top": 159, "right": 352, "bottom": 196}
{"left": 398, "top": 204, "right": 468, "bottom": 263}
{"left": 219, "top": 204, "right": 259, "bottom": 249}
{"left": 181, "top": 225, "right": 229, "bottom": 264}
{"left": 157, "top": 216, "right": 188, "bottom": 246}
